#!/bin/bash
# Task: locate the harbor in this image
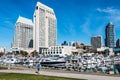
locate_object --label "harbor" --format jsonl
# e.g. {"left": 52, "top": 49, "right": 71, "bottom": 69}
{"left": 0, "top": 53, "right": 120, "bottom": 75}
{"left": 1, "top": 0, "right": 120, "bottom": 80}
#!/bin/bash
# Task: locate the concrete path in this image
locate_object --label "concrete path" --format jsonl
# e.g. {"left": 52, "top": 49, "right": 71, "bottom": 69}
{"left": 0, "top": 69, "right": 120, "bottom": 80}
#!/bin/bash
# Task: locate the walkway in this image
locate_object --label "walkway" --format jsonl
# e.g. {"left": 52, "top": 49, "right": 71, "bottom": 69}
{"left": 0, "top": 69, "right": 120, "bottom": 80}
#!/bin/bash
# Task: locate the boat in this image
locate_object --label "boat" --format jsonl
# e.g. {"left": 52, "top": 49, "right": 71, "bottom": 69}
{"left": 40, "top": 55, "right": 66, "bottom": 68}
{"left": 3, "top": 57, "right": 17, "bottom": 64}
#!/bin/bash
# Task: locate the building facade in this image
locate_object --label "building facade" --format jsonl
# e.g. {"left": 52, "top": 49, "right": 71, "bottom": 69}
{"left": 97, "top": 47, "right": 114, "bottom": 55}
{"left": 116, "top": 39, "right": 120, "bottom": 48}
{"left": 105, "top": 22, "right": 115, "bottom": 48}
{"left": 76, "top": 42, "right": 84, "bottom": 49}
{"left": 91, "top": 36, "right": 102, "bottom": 51}
{"left": 41, "top": 46, "right": 76, "bottom": 57}
{"left": 69, "top": 41, "right": 76, "bottom": 47}
{"left": 0, "top": 46, "right": 5, "bottom": 53}
{"left": 12, "top": 16, "right": 33, "bottom": 50}
{"left": 33, "top": 2, "right": 57, "bottom": 52}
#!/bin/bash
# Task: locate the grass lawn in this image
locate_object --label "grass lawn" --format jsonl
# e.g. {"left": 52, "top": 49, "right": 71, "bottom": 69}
{"left": 0, "top": 73, "right": 85, "bottom": 80}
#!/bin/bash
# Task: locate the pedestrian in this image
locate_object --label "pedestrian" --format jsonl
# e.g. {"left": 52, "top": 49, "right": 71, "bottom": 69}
{"left": 36, "top": 63, "right": 41, "bottom": 74}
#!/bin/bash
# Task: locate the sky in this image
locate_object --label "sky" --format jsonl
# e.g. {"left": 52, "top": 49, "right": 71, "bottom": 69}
{"left": 0, "top": 0, "right": 120, "bottom": 51}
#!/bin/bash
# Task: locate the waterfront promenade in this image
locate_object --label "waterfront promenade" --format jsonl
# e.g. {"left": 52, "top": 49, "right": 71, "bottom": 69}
{"left": 0, "top": 69, "right": 119, "bottom": 80}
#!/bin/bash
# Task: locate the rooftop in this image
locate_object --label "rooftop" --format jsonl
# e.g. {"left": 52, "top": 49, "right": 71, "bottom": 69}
{"left": 36, "top": 2, "right": 54, "bottom": 12}
{"left": 16, "top": 16, "right": 33, "bottom": 26}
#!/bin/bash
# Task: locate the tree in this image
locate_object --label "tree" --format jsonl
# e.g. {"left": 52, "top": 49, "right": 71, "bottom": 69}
{"left": 7, "top": 52, "right": 14, "bottom": 55}
{"left": 61, "top": 41, "right": 68, "bottom": 46}
{"left": 30, "top": 50, "right": 38, "bottom": 57}
{"left": 20, "top": 50, "right": 28, "bottom": 57}
{"left": 0, "top": 52, "right": 4, "bottom": 57}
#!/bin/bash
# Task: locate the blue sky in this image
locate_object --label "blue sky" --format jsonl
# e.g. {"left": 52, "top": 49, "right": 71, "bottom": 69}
{"left": 0, "top": 0, "right": 120, "bottom": 51}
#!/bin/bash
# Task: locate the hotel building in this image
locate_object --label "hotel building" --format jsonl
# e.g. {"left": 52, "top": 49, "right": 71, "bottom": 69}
{"left": 33, "top": 2, "right": 57, "bottom": 53}
{"left": 12, "top": 16, "right": 33, "bottom": 50}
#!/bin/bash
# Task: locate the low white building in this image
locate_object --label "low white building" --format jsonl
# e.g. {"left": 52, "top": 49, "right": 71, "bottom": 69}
{"left": 41, "top": 46, "right": 76, "bottom": 57}
{"left": 0, "top": 46, "right": 5, "bottom": 53}
{"left": 97, "top": 47, "right": 114, "bottom": 55}
{"left": 97, "top": 47, "right": 109, "bottom": 52}
{"left": 11, "top": 47, "right": 34, "bottom": 54}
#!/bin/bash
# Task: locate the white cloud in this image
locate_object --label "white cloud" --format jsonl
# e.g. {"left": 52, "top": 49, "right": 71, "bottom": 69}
{"left": 97, "top": 7, "right": 120, "bottom": 28}
{"left": 4, "top": 20, "right": 14, "bottom": 26}
{"left": 96, "top": 7, "right": 118, "bottom": 14}
{"left": 69, "top": 24, "right": 76, "bottom": 35}
{"left": 61, "top": 22, "right": 76, "bottom": 35}
{"left": 2, "top": 19, "right": 14, "bottom": 30}
{"left": 81, "top": 18, "right": 91, "bottom": 36}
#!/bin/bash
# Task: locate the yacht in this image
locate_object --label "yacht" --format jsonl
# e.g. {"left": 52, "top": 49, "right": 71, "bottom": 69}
{"left": 40, "top": 55, "right": 66, "bottom": 68}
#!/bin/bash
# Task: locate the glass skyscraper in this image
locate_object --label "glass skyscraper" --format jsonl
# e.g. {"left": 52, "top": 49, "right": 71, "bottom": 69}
{"left": 33, "top": 2, "right": 57, "bottom": 52}
{"left": 105, "top": 22, "right": 115, "bottom": 48}
{"left": 116, "top": 39, "right": 120, "bottom": 48}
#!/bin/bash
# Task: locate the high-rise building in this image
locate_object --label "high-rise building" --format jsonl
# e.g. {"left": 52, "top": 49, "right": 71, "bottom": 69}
{"left": 91, "top": 36, "right": 102, "bottom": 51}
{"left": 116, "top": 39, "right": 120, "bottom": 48}
{"left": 12, "top": 16, "right": 33, "bottom": 50}
{"left": 105, "top": 22, "right": 115, "bottom": 48}
{"left": 33, "top": 2, "right": 57, "bottom": 52}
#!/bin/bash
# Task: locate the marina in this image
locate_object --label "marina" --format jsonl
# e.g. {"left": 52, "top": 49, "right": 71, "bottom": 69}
{"left": 0, "top": 53, "right": 120, "bottom": 75}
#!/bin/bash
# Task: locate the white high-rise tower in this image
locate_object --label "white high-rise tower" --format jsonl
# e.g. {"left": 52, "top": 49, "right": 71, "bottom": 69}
{"left": 33, "top": 2, "right": 57, "bottom": 52}
{"left": 12, "top": 16, "right": 33, "bottom": 50}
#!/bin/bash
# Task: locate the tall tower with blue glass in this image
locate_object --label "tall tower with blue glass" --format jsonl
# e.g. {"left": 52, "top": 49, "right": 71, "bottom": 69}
{"left": 105, "top": 22, "right": 115, "bottom": 48}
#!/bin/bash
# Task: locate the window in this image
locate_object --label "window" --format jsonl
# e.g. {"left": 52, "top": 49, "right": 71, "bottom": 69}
{"left": 36, "top": 6, "right": 38, "bottom": 10}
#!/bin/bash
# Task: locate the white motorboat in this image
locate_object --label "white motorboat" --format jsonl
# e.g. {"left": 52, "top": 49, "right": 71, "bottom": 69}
{"left": 40, "top": 55, "right": 66, "bottom": 67}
